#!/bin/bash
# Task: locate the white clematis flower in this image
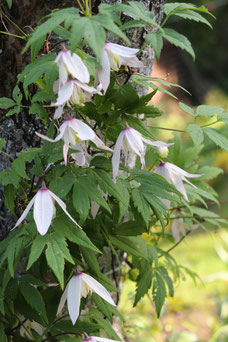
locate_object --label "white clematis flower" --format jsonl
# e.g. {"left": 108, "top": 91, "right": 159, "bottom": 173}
{"left": 55, "top": 46, "right": 90, "bottom": 87}
{"left": 154, "top": 161, "right": 202, "bottom": 202}
{"left": 52, "top": 80, "right": 101, "bottom": 119}
{"left": 97, "top": 42, "right": 144, "bottom": 93}
{"left": 13, "top": 186, "right": 82, "bottom": 235}
{"left": 82, "top": 335, "right": 120, "bottom": 342}
{"left": 36, "top": 118, "right": 113, "bottom": 165}
{"left": 57, "top": 272, "right": 116, "bottom": 325}
{"left": 112, "top": 125, "right": 173, "bottom": 182}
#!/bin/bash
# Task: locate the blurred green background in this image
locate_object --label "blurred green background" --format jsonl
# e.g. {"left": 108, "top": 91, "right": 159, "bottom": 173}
{"left": 119, "top": 0, "right": 228, "bottom": 340}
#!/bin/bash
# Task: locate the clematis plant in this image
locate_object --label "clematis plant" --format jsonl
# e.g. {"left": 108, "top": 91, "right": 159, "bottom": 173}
{"left": 112, "top": 125, "right": 173, "bottom": 181}
{"left": 55, "top": 46, "right": 90, "bottom": 87}
{"left": 97, "top": 42, "right": 144, "bottom": 93}
{"left": 52, "top": 80, "right": 101, "bottom": 118}
{"left": 36, "top": 118, "right": 113, "bottom": 165}
{"left": 154, "top": 161, "right": 202, "bottom": 202}
{"left": 13, "top": 184, "right": 82, "bottom": 235}
{"left": 57, "top": 272, "right": 116, "bottom": 325}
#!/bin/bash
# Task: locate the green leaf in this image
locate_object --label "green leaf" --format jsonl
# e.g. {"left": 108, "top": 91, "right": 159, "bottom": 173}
{"left": 27, "top": 235, "right": 49, "bottom": 270}
{"left": 0, "top": 139, "right": 6, "bottom": 150}
{"left": 29, "top": 103, "right": 48, "bottom": 122}
{"left": 153, "top": 271, "right": 166, "bottom": 317}
{"left": 3, "top": 184, "right": 16, "bottom": 215}
{"left": 53, "top": 216, "right": 100, "bottom": 253}
{"left": 204, "top": 128, "right": 228, "bottom": 151}
{"left": 73, "top": 179, "right": 90, "bottom": 223}
{"left": 19, "top": 281, "right": 48, "bottom": 323}
{"left": 0, "top": 97, "right": 16, "bottom": 109}
{"left": 5, "top": 0, "right": 12, "bottom": 8}
{"left": 0, "top": 169, "right": 20, "bottom": 187}
{"left": 12, "top": 157, "right": 30, "bottom": 180}
{"left": 178, "top": 101, "right": 194, "bottom": 115}
{"left": 6, "top": 106, "right": 20, "bottom": 117}
{"left": 162, "top": 28, "right": 195, "bottom": 59}
{"left": 92, "top": 294, "right": 113, "bottom": 322}
{"left": 114, "top": 220, "right": 145, "bottom": 236}
{"left": 50, "top": 172, "right": 75, "bottom": 199}
{"left": 134, "top": 264, "right": 153, "bottom": 306}
{"left": 171, "top": 9, "right": 212, "bottom": 28}
{"left": 92, "top": 169, "right": 122, "bottom": 203}
{"left": 12, "top": 85, "right": 23, "bottom": 104}
{"left": 197, "top": 166, "right": 223, "bottom": 181}
{"left": 121, "top": 20, "right": 145, "bottom": 31}
{"left": 186, "top": 124, "right": 204, "bottom": 145}
{"left": 45, "top": 232, "right": 74, "bottom": 288}
{"left": 110, "top": 84, "right": 139, "bottom": 110}
{"left": 195, "top": 105, "right": 223, "bottom": 118}
{"left": 146, "top": 32, "right": 163, "bottom": 59}
{"left": 158, "top": 266, "right": 174, "bottom": 297}
{"left": 84, "top": 18, "right": 106, "bottom": 61}
{"left": 93, "top": 313, "right": 121, "bottom": 341}
{"left": 109, "top": 235, "right": 147, "bottom": 259}
{"left": 80, "top": 247, "right": 100, "bottom": 276}
{"left": 126, "top": 115, "right": 156, "bottom": 140}
{"left": 131, "top": 188, "right": 150, "bottom": 227}
{"left": 0, "top": 323, "right": 7, "bottom": 342}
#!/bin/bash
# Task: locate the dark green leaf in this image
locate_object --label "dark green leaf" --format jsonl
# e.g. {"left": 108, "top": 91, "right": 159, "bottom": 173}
{"left": 134, "top": 266, "right": 153, "bottom": 306}
{"left": 162, "top": 28, "right": 195, "bottom": 59}
{"left": 204, "top": 128, "right": 228, "bottom": 151}
{"left": 146, "top": 32, "right": 163, "bottom": 59}
{"left": 153, "top": 271, "right": 166, "bottom": 317}
{"left": 109, "top": 235, "right": 147, "bottom": 259}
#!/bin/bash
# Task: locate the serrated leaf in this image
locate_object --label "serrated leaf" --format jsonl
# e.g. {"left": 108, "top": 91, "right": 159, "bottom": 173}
{"left": 114, "top": 220, "right": 145, "bottom": 236}
{"left": 131, "top": 188, "right": 150, "bottom": 227}
{"left": 29, "top": 103, "right": 48, "bottom": 122}
{"left": 92, "top": 169, "right": 122, "bottom": 203}
{"left": 0, "top": 97, "right": 16, "bottom": 109}
{"left": 50, "top": 172, "right": 75, "bottom": 199}
{"left": 26, "top": 234, "right": 51, "bottom": 270}
{"left": 134, "top": 266, "right": 153, "bottom": 306}
{"left": 3, "top": 184, "right": 16, "bottom": 215}
{"left": 178, "top": 101, "right": 194, "bottom": 115}
{"left": 153, "top": 272, "right": 166, "bottom": 317}
{"left": 195, "top": 105, "right": 223, "bottom": 118}
{"left": 204, "top": 127, "right": 228, "bottom": 151}
{"left": 92, "top": 293, "right": 113, "bottom": 322}
{"left": 186, "top": 124, "right": 204, "bottom": 145}
{"left": 171, "top": 9, "right": 212, "bottom": 28}
{"left": 109, "top": 235, "right": 147, "bottom": 259}
{"left": 81, "top": 247, "right": 100, "bottom": 276}
{"left": 12, "top": 85, "right": 23, "bottom": 104}
{"left": 53, "top": 216, "right": 100, "bottom": 253}
{"left": 19, "top": 281, "right": 48, "bottom": 323}
{"left": 126, "top": 115, "right": 156, "bottom": 140}
{"left": 162, "top": 28, "right": 195, "bottom": 59}
{"left": 0, "top": 169, "right": 20, "bottom": 187}
{"left": 45, "top": 240, "right": 65, "bottom": 288}
{"left": 6, "top": 106, "right": 20, "bottom": 117}
{"left": 146, "top": 32, "right": 163, "bottom": 59}
{"left": 197, "top": 166, "right": 223, "bottom": 180}
{"left": 158, "top": 266, "right": 174, "bottom": 297}
{"left": 12, "top": 158, "right": 30, "bottom": 180}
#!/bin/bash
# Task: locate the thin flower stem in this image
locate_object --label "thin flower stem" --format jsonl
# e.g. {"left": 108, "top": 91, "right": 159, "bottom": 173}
{"left": 148, "top": 125, "right": 186, "bottom": 133}
{"left": 137, "top": 42, "right": 147, "bottom": 55}
{"left": 0, "top": 7, "right": 28, "bottom": 38}
{"left": 0, "top": 30, "right": 26, "bottom": 39}
{"left": 200, "top": 120, "right": 219, "bottom": 128}
{"left": 171, "top": 215, "right": 228, "bottom": 220}
{"left": 163, "top": 230, "right": 191, "bottom": 255}
{"left": 0, "top": 150, "right": 14, "bottom": 161}
{"left": 76, "top": 0, "right": 86, "bottom": 14}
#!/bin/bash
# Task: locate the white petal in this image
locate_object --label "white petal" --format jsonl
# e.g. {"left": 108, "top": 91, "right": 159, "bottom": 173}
{"left": 63, "top": 144, "right": 69, "bottom": 166}
{"left": 92, "top": 136, "right": 113, "bottom": 152}
{"left": 172, "top": 176, "right": 189, "bottom": 201}
{"left": 68, "top": 119, "right": 95, "bottom": 141}
{"left": 36, "top": 122, "right": 67, "bottom": 143}
{"left": 105, "top": 42, "right": 139, "bottom": 56}
{"left": 62, "top": 51, "right": 90, "bottom": 84}
{"left": 112, "top": 131, "right": 125, "bottom": 182}
{"left": 124, "top": 128, "right": 145, "bottom": 166}
{"left": 92, "top": 337, "right": 120, "bottom": 342}
{"left": 142, "top": 138, "right": 174, "bottom": 148}
{"left": 57, "top": 282, "right": 69, "bottom": 315}
{"left": 54, "top": 105, "right": 64, "bottom": 119}
{"left": 67, "top": 275, "right": 82, "bottom": 325}
{"left": 119, "top": 55, "right": 144, "bottom": 68}
{"left": 54, "top": 81, "right": 74, "bottom": 106}
{"left": 49, "top": 190, "right": 83, "bottom": 230}
{"left": 73, "top": 80, "right": 101, "bottom": 94}
{"left": 13, "top": 195, "right": 36, "bottom": 228}
{"left": 166, "top": 162, "right": 202, "bottom": 179}
{"left": 33, "top": 189, "right": 55, "bottom": 235}
{"left": 97, "top": 49, "right": 111, "bottom": 93}
{"left": 81, "top": 273, "right": 116, "bottom": 307}
{"left": 58, "top": 61, "right": 68, "bottom": 86}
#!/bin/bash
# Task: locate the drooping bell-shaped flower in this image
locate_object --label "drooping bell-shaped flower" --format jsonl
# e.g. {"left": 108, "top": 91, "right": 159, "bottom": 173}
{"left": 97, "top": 42, "right": 144, "bottom": 93}
{"left": 13, "top": 185, "right": 82, "bottom": 235}
{"left": 52, "top": 80, "right": 101, "bottom": 119}
{"left": 55, "top": 46, "right": 90, "bottom": 87}
{"left": 112, "top": 125, "right": 173, "bottom": 182}
{"left": 154, "top": 161, "right": 202, "bottom": 202}
{"left": 36, "top": 118, "right": 112, "bottom": 165}
{"left": 57, "top": 272, "right": 116, "bottom": 325}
